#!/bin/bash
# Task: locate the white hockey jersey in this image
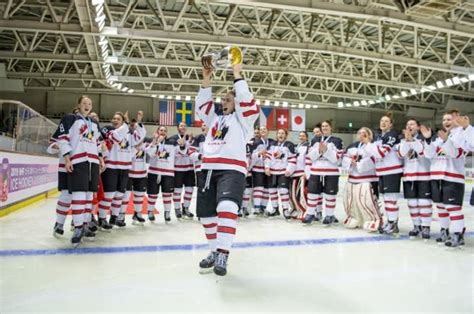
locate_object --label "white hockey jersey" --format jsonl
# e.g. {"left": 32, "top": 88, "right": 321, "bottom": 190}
{"left": 264, "top": 140, "right": 297, "bottom": 175}
{"left": 365, "top": 130, "right": 403, "bottom": 176}
{"left": 306, "top": 135, "right": 343, "bottom": 176}
{"left": 342, "top": 142, "right": 378, "bottom": 183}
{"left": 146, "top": 137, "right": 184, "bottom": 177}
{"left": 195, "top": 79, "right": 259, "bottom": 176}
{"left": 101, "top": 122, "right": 146, "bottom": 170}
{"left": 127, "top": 124, "right": 147, "bottom": 178}
{"left": 187, "top": 133, "right": 206, "bottom": 172}
{"left": 251, "top": 137, "right": 275, "bottom": 173}
{"left": 56, "top": 113, "right": 101, "bottom": 166}
{"left": 169, "top": 134, "right": 194, "bottom": 172}
{"left": 424, "top": 135, "right": 466, "bottom": 184}
{"left": 397, "top": 135, "right": 431, "bottom": 181}
{"left": 293, "top": 141, "right": 309, "bottom": 177}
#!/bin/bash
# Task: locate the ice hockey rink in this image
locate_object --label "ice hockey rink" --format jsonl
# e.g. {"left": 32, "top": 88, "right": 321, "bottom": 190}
{"left": 1, "top": 179, "right": 473, "bottom": 313}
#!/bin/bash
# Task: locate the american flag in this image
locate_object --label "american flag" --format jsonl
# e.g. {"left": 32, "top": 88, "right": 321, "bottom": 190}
{"left": 159, "top": 100, "right": 175, "bottom": 125}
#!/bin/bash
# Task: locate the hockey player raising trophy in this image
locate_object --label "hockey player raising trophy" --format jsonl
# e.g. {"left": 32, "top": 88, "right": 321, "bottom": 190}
{"left": 195, "top": 47, "right": 259, "bottom": 276}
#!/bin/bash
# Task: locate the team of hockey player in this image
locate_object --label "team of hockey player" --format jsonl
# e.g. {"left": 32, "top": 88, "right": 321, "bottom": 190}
{"left": 50, "top": 90, "right": 470, "bottom": 274}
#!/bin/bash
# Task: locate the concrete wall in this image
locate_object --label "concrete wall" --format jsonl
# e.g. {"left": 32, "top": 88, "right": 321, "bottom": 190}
{"left": 2, "top": 90, "right": 473, "bottom": 133}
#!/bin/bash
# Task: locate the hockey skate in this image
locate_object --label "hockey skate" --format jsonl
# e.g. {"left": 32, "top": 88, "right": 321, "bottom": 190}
{"left": 132, "top": 212, "right": 145, "bottom": 226}
{"left": 199, "top": 251, "right": 218, "bottom": 274}
{"left": 380, "top": 221, "right": 399, "bottom": 236}
{"left": 302, "top": 214, "right": 316, "bottom": 225}
{"left": 315, "top": 211, "right": 323, "bottom": 222}
{"left": 213, "top": 252, "right": 229, "bottom": 277}
{"left": 148, "top": 211, "right": 156, "bottom": 222}
{"left": 164, "top": 211, "right": 171, "bottom": 223}
{"left": 242, "top": 207, "right": 250, "bottom": 217}
{"left": 182, "top": 206, "right": 194, "bottom": 219}
{"left": 421, "top": 226, "right": 431, "bottom": 240}
{"left": 445, "top": 232, "right": 465, "bottom": 248}
{"left": 71, "top": 227, "right": 84, "bottom": 248}
{"left": 87, "top": 222, "right": 98, "bottom": 233}
{"left": 268, "top": 208, "right": 280, "bottom": 218}
{"left": 109, "top": 215, "right": 118, "bottom": 226}
{"left": 322, "top": 215, "right": 337, "bottom": 226}
{"left": 98, "top": 218, "right": 112, "bottom": 232}
{"left": 237, "top": 208, "right": 243, "bottom": 218}
{"left": 283, "top": 209, "right": 291, "bottom": 220}
{"left": 408, "top": 225, "right": 422, "bottom": 239}
{"left": 53, "top": 223, "right": 64, "bottom": 238}
{"left": 175, "top": 208, "right": 183, "bottom": 219}
{"left": 115, "top": 218, "right": 126, "bottom": 228}
{"left": 83, "top": 226, "right": 96, "bottom": 242}
{"left": 435, "top": 228, "right": 449, "bottom": 245}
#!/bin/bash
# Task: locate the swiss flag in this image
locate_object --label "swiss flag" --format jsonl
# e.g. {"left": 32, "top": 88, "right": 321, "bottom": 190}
{"left": 291, "top": 109, "right": 306, "bottom": 131}
{"left": 275, "top": 109, "right": 290, "bottom": 129}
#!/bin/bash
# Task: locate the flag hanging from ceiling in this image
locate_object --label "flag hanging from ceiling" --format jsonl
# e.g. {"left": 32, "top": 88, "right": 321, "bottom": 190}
{"left": 260, "top": 107, "right": 275, "bottom": 129}
{"left": 159, "top": 100, "right": 176, "bottom": 125}
{"left": 291, "top": 109, "right": 306, "bottom": 131}
{"left": 275, "top": 109, "right": 290, "bottom": 130}
{"left": 176, "top": 102, "right": 193, "bottom": 126}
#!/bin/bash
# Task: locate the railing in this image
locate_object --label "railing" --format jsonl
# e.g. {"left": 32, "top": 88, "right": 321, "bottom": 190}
{"left": 0, "top": 100, "right": 57, "bottom": 156}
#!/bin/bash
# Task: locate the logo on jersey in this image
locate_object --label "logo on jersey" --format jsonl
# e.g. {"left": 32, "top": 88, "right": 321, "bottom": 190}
{"left": 119, "top": 140, "right": 129, "bottom": 149}
{"left": 407, "top": 149, "right": 419, "bottom": 160}
{"left": 135, "top": 150, "right": 144, "bottom": 159}
{"left": 273, "top": 151, "right": 285, "bottom": 160}
{"left": 211, "top": 123, "right": 229, "bottom": 140}
{"left": 80, "top": 124, "right": 94, "bottom": 139}
{"left": 157, "top": 150, "right": 170, "bottom": 159}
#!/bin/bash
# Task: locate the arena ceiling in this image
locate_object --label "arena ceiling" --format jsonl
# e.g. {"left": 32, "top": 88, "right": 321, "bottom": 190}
{"left": 0, "top": 0, "right": 473, "bottom": 114}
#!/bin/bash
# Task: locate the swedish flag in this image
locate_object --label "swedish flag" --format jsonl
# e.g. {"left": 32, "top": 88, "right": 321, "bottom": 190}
{"left": 175, "top": 102, "right": 193, "bottom": 126}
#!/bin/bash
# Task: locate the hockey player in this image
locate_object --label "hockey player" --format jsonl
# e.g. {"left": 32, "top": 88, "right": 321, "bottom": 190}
{"left": 251, "top": 126, "right": 274, "bottom": 215}
{"left": 421, "top": 110, "right": 466, "bottom": 247}
{"left": 289, "top": 131, "right": 310, "bottom": 219}
{"left": 170, "top": 122, "right": 195, "bottom": 219}
{"left": 453, "top": 115, "right": 473, "bottom": 205}
{"left": 264, "top": 128, "right": 296, "bottom": 218}
{"left": 239, "top": 141, "right": 253, "bottom": 218}
{"left": 146, "top": 126, "right": 186, "bottom": 222}
{"left": 364, "top": 113, "right": 403, "bottom": 235}
{"left": 195, "top": 63, "right": 259, "bottom": 276}
{"left": 55, "top": 96, "right": 105, "bottom": 246}
{"left": 97, "top": 112, "right": 136, "bottom": 230}
{"left": 398, "top": 119, "right": 432, "bottom": 239}
{"left": 341, "top": 127, "right": 381, "bottom": 232}
{"left": 48, "top": 131, "right": 73, "bottom": 237}
{"left": 303, "top": 120, "right": 343, "bottom": 225}
{"left": 118, "top": 112, "right": 147, "bottom": 225}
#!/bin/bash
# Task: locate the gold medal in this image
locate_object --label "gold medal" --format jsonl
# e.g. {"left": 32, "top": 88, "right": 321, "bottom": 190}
{"left": 88, "top": 133, "right": 93, "bottom": 139}
{"left": 215, "top": 130, "right": 222, "bottom": 137}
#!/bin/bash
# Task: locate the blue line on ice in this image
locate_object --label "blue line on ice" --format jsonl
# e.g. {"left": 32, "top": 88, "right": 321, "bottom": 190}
{"left": 0, "top": 232, "right": 472, "bottom": 257}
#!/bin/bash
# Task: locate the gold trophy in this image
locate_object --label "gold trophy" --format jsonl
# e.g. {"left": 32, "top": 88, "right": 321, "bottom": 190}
{"left": 201, "top": 46, "right": 243, "bottom": 70}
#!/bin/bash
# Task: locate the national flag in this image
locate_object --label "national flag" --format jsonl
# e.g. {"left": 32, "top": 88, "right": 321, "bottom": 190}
{"left": 260, "top": 107, "right": 275, "bottom": 129}
{"left": 159, "top": 100, "right": 176, "bottom": 125}
{"left": 291, "top": 109, "right": 306, "bottom": 131}
{"left": 176, "top": 102, "right": 193, "bottom": 126}
{"left": 275, "top": 109, "right": 290, "bottom": 130}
